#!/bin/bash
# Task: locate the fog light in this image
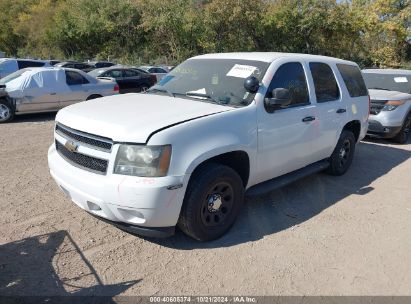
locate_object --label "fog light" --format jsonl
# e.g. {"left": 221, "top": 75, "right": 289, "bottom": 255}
{"left": 117, "top": 208, "right": 145, "bottom": 224}
{"left": 383, "top": 127, "right": 390, "bottom": 133}
{"left": 87, "top": 201, "right": 101, "bottom": 211}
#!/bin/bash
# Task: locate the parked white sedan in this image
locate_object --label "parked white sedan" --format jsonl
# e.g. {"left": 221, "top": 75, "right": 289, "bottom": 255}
{"left": 0, "top": 67, "right": 119, "bottom": 123}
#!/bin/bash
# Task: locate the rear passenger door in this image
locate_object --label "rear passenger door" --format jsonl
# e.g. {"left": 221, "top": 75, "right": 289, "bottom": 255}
{"left": 122, "top": 69, "right": 145, "bottom": 93}
{"left": 307, "top": 62, "right": 345, "bottom": 159}
{"left": 256, "top": 61, "right": 318, "bottom": 183}
{"left": 59, "top": 70, "right": 91, "bottom": 107}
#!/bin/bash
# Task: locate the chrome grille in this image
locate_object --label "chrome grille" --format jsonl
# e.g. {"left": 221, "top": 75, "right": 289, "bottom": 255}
{"left": 55, "top": 141, "right": 108, "bottom": 174}
{"left": 55, "top": 123, "right": 113, "bottom": 152}
{"left": 370, "top": 100, "right": 387, "bottom": 115}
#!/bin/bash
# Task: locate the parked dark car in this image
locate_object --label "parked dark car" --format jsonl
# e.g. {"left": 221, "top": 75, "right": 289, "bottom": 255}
{"left": 88, "top": 67, "right": 156, "bottom": 93}
{"left": 87, "top": 61, "right": 116, "bottom": 68}
{"left": 55, "top": 61, "right": 94, "bottom": 72}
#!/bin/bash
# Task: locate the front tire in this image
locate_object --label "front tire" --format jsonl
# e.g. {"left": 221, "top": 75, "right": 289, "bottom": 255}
{"left": 178, "top": 163, "right": 244, "bottom": 241}
{"left": 0, "top": 99, "right": 14, "bottom": 123}
{"left": 392, "top": 114, "right": 411, "bottom": 144}
{"left": 326, "top": 130, "right": 356, "bottom": 176}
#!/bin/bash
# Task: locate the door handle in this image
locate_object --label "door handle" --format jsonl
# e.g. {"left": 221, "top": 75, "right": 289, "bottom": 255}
{"left": 50, "top": 93, "right": 57, "bottom": 95}
{"left": 336, "top": 108, "right": 346, "bottom": 114}
{"left": 302, "top": 116, "right": 316, "bottom": 122}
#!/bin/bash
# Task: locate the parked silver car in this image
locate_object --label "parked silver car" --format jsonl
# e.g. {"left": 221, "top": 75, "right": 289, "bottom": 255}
{"left": 0, "top": 67, "right": 119, "bottom": 123}
{"left": 362, "top": 69, "right": 411, "bottom": 143}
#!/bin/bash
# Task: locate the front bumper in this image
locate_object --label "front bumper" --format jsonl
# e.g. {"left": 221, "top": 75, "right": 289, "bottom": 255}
{"left": 48, "top": 144, "right": 188, "bottom": 235}
{"left": 367, "top": 119, "right": 402, "bottom": 138}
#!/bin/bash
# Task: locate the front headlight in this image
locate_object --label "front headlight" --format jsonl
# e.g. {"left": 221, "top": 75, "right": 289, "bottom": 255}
{"left": 114, "top": 145, "right": 172, "bottom": 177}
{"left": 382, "top": 100, "right": 406, "bottom": 111}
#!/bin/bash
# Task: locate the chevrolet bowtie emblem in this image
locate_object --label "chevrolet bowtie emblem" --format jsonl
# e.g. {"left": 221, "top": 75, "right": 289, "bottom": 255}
{"left": 65, "top": 140, "right": 78, "bottom": 153}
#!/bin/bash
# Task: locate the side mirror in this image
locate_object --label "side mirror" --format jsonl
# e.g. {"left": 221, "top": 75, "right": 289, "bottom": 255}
{"left": 264, "top": 88, "right": 291, "bottom": 112}
{"left": 244, "top": 76, "right": 260, "bottom": 93}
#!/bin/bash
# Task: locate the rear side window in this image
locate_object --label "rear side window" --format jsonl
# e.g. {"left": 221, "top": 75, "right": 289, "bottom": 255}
{"left": 337, "top": 64, "right": 368, "bottom": 97}
{"left": 65, "top": 70, "right": 89, "bottom": 85}
{"left": 17, "top": 60, "right": 45, "bottom": 69}
{"left": 309, "top": 62, "right": 340, "bottom": 102}
{"left": 266, "top": 62, "right": 310, "bottom": 107}
{"left": 124, "top": 70, "right": 139, "bottom": 77}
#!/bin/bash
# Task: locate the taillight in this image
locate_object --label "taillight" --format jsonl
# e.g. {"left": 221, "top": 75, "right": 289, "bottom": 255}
{"left": 114, "top": 83, "right": 119, "bottom": 92}
{"left": 150, "top": 74, "right": 157, "bottom": 85}
{"left": 367, "top": 95, "right": 371, "bottom": 119}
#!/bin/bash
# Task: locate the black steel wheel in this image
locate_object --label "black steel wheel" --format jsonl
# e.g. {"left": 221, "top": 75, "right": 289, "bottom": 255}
{"left": 200, "top": 182, "right": 234, "bottom": 227}
{"left": 178, "top": 163, "right": 244, "bottom": 241}
{"left": 326, "top": 130, "right": 356, "bottom": 176}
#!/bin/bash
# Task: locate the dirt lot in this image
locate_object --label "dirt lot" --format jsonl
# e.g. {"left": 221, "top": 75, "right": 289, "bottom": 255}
{"left": 1, "top": 113, "right": 411, "bottom": 297}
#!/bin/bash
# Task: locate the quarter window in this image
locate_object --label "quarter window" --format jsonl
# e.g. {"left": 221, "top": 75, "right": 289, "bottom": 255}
{"left": 266, "top": 62, "right": 309, "bottom": 107}
{"left": 65, "top": 71, "right": 89, "bottom": 85}
{"left": 309, "top": 62, "right": 340, "bottom": 102}
{"left": 337, "top": 64, "right": 368, "bottom": 97}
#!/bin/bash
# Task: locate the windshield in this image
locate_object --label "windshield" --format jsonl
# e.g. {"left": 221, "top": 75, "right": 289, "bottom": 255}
{"left": 0, "top": 69, "right": 29, "bottom": 85}
{"left": 147, "top": 58, "right": 270, "bottom": 107}
{"left": 88, "top": 69, "right": 106, "bottom": 77}
{"left": 363, "top": 72, "right": 411, "bottom": 94}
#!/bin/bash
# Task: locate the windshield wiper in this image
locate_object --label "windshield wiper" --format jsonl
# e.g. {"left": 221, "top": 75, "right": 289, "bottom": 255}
{"left": 146, "top": 87, "right": 175, "bottom": 97}
{"left": 369, "top": 87, "right": 390, "bottom": 91}
{"left": 185, "top": 92, "right": 221, "bottom": 105}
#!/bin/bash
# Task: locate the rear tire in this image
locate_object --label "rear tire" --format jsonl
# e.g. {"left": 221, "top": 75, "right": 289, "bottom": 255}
{"left": 86, "top": 94, "right": 102, "bottom": 100}
{"left": 0, "top": 99, "right": 14, "bottom": 123}
{"left": 326, "top": 130, "right": 356, "bottom": 176}
{"left": 138, "top": 85, "right": 149, "bottom": 93}
{"left": 178, "top": 163, "right": 244, "bottom": 241}
{"left": 392, "top": 114, "right": 411, "bottom": 144}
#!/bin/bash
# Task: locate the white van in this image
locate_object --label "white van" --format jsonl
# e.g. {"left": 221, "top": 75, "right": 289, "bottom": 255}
{"left": 0, "top": 58, "right": 51, "bottom": 79}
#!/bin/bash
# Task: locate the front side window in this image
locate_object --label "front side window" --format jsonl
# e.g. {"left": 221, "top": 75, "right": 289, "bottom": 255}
{"left": 309, "top": 62, "right": 340, "bottom": 103}
{"left": 65, "top": 71, "right": 89, "bottom": 85}
{"left": 337, "top": 64, "right": 368, "bottom": 97}
{"left": 265, "top": 62, "right": 309, "bottom": 108}
{"left": 148, "top": 59, "right": 270, "bottom": 107}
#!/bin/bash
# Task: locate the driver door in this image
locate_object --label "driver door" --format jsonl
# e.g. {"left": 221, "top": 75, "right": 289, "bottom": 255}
{"left": 256, "top": 61, "right": 318, "bottom": 184}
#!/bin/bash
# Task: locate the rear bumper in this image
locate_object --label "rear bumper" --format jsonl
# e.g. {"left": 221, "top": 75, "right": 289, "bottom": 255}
{"left": 367, "top": 119, "right": 402, "bottom": 138}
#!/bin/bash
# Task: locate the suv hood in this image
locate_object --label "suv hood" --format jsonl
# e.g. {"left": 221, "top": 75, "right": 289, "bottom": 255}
{"left": 56, "top": 93, "right": 231, "bottom": 143}
{"left": 368, "top": 89, "right": 411, "bottom": 101}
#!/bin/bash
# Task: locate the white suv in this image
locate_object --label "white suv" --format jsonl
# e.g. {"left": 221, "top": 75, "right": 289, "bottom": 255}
{"left": 48, "top": 53, "right": 369, "bottom": 241}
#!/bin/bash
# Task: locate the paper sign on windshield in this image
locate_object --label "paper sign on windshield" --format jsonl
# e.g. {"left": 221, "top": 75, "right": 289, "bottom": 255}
{"left": 226, "top": 64, "right": 257, "bottom": 78}
{"left": 394, "top": 77, "right": 408, "bottom": 83}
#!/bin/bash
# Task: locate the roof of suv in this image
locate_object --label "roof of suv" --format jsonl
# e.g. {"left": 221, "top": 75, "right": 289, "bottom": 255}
{"left": 192, "top": 52, "right": 356, "bottom": 65}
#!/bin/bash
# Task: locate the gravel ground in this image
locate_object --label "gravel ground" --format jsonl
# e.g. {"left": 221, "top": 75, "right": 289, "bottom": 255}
{"left": 1, "top": 113, "right": 411, "bottom": 297}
